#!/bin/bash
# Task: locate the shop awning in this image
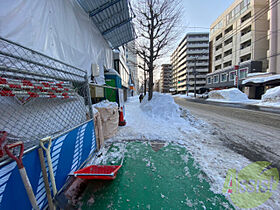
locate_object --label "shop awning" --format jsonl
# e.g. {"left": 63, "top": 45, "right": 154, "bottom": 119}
{"left": 77, "top": 0, "right": 135, "bottom": 48}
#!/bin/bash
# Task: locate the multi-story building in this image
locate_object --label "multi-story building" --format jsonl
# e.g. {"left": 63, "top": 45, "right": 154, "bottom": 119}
{"left": 113, "top": 46, "right": 130, "bottom": 100}
{"left": 171, "top": 32, "right": 209, "bottom": 94}
{"left": 160, "top": 64, "right": 172, "bottom": 93}
{"left": 206, "top": 0, "right": 280, "bottom": 98}
{"left": 126, "top": 40, "right": 140, "bottom": 94}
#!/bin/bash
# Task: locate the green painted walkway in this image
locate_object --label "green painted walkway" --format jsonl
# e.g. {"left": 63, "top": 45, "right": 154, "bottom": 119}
{"left": 79, "top": 141, "right": 234, "bottom": 209}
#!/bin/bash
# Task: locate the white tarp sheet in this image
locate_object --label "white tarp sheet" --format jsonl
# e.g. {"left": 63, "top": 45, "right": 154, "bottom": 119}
{"left": 0, "top": 0, "right": 113, "bottom": 84}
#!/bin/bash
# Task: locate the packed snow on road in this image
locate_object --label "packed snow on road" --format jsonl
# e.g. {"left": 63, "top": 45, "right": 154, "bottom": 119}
{"left": 106, "top": 93, "right": 280, "bottom": 209}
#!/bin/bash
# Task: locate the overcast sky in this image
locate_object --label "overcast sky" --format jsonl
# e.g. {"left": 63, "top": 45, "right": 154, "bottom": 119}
{"left": 154, "top": 0, "right": 235, "bottom": 79}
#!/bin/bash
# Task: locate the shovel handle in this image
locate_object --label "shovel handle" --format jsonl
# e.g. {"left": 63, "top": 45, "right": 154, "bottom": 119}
{"left": 0, "top": 131, "right": 7, "bottom": 145}
{"left": 40, "top": 136, "right": 52, "bottom": 152}
{"left": 0, "top": 131, "right": 8, "bottom": 157}
{"left": 4, "top": 141, "right": 24, "bottom": 169}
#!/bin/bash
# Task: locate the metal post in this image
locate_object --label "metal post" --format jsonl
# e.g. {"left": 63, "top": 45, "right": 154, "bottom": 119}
{"left": 85, "top": 74, "right": 93, "bottom": 119}
{"left": 194, "top": 57, "right": 197, "bottom": 98}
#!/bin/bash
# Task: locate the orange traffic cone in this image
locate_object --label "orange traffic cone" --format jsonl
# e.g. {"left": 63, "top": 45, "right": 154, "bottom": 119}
{"left": 119, "top": 107, "right": 126, "bottom": 126}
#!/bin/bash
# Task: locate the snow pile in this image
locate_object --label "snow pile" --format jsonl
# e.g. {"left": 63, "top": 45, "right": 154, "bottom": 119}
{"left": 93, "top": 100, "right": 118, "bottom": 109}
{"left": 140, "top": 92, "right": 181, "bottom": 121}
{"left": 172, "top": 93, "right": 194, "bottom": 99}
{"left": 258, "top": 86, "right": 280, "bottom": 107}
{"left": 262, "top": 86, "right": 280, "bottom": 102}
{"left": 208, "top": 88, "right": 249, "bottom": 102}
{"left": 242, "top": 74, "right": 280, "bottom": 85}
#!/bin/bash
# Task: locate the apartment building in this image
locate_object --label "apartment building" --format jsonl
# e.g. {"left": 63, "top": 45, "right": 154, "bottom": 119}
{"left": 160, "top": 64, "right": 172, "bottom": 93}
{"left": 171, "top": 32, "right": 209, "bottom": 94}
{"left": 206, "top": 0, "right": 280, "bottom": 99}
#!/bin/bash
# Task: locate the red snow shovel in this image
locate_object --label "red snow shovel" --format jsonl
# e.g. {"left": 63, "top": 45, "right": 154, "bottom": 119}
{"left": 73, "top": 146, "right": 125, "bottom": 180}
{"left": 4, "top": 141, "right": 39, "bottom": 210}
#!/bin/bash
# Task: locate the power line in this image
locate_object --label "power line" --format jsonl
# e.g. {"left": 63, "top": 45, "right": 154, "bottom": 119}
{"left": 212, "top": 0, "right": 280, "bottom": 65}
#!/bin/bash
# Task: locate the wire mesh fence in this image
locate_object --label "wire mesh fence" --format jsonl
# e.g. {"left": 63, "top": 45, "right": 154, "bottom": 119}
{"left": 0, "top": 37, "right": 93, "bottom": 160}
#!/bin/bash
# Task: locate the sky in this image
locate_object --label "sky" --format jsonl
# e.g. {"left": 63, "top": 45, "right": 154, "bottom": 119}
{"left": 154, "top": 0, "right": 235, "bottom": 80}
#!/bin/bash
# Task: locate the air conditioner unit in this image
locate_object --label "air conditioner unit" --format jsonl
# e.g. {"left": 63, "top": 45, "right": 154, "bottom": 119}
{"left": 91, "top": 64, "right": 100, "bottom": 77}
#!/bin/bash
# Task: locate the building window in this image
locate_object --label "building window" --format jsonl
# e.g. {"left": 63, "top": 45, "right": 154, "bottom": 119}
{"left": 216, "top": 33, "right": 223, "bottom": 41}
{"left": 224, "top": 37, "right": 233, "bottom": 46}
{"left": 229, "top": 71, "right": 236, "bottom": 81}
{"left": 223, "top": 61, "right": 232, "bottom": 68}
{"left": 213, "top": 75, "right": 219, "bottom": 83}
{"left": 207, "top": 77, "right": 212, "bottom": 84}
{"left": 215, "top": 65, "right": 222, "bottom": 70}
{"left": 239, "top": 68, "right": 248, "bottom": 79}
{"left": 215, "top": 54, "right": 222, "bottom": 61}
{"left": 241, "top": 12, "right": 251, "bottom": 23}
{"left": 225, "top": 25, "right": 233, "bottom": 34}
{"left": 224, "top": 49, "right": 232, "bottom": 57}
{"left": 240, "top": 39, "right": 251, "bottom": 49}
{"left": 221, "top": 73, "right": 228, "bottom": 82}
{"left": 240, "top": 53, "right": 251, "bottom": 62}
{"left": 215, "top": 43, "right": 223, "bottom": 51}
{"left": 241, "top": 25, "right": 251, "bottom": 36}
{"left": 234, "top": 4, "right": 240, "bottom": 17}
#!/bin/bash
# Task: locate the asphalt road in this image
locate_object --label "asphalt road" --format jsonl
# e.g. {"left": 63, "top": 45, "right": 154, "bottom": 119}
{"left": 174, "top": 97, "right": 280, "bottom": 169}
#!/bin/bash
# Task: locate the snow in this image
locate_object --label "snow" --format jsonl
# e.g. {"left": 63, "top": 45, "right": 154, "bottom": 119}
{"left": 207, "top": 88, "right": 250, "bottom": 103}
{"left": 140, "top": 92, "right": 181, "bottom": 121}
{"left": 242, "top": 74, "right": 280, "bottom": 85}
{"left": 172, "top": 93, "right": 194, "bottom": 99}
{"left": 88, "top": 92, "right": 280, "bottom": 209}
{"left": 93, "top": 100, "right": 118, "bottom": 109}
{"left": 247, "top": 72, "right": 270, "bottom": 77}
{"left": 106, "top": 94, "right": 249, "bottom": 195}
{"left": 258, "top": 86, "right": 280, "bottom": 107}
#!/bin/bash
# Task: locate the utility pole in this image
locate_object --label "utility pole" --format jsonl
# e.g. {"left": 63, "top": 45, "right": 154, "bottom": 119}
{"left": 193, "top": 57, "right": 197, "bottom": 98}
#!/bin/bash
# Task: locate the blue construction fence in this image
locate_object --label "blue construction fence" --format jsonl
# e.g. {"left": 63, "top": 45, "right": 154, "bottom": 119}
{"left": 0, "top": 120, "right": 96, "bottom": 209}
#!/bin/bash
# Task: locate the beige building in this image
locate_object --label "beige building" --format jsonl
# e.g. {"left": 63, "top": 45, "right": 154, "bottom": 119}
{"left": 206, "top": 0, "right": 280, "bottom": 99}
{"left": 210, "top": 0, "right": 269, "bottom": 73}
{"left": 171, "top": 32, "right": 209, "bottom": 94}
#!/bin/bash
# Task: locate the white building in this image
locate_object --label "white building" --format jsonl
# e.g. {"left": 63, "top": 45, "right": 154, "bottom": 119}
{"left": 171, "top": 32, "right": 209, "bottom": 94}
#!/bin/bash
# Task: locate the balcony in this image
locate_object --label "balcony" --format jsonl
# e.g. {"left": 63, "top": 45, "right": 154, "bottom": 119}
{"left": 215, "top": 48, "right": 222, "bottom": 55}
{"left": 187, "top": 37, "right": 209, "bottom": 42}
{"left": 240, "top": 46, "right": 251, "bottom": 57}
{"left": 223, "top": 43, "right": 233, "bottom": 52}
{"left": 188, "top": 80, "right": 206, "bottom": 85}
{"left": 223, "top": 54, "right": 232, "bottom": 62}
{"left": 187, "top": 74, "right": 206, "bottom": 79}
{"left": 196, "top": 68, "right": 209, "bottom": 73}
{"left": 214, "top": 59, "right": 222, "bottom": 66}
{"left": 186, "top": 49, "right": 209, "bottom": 55}
{"left": 187, "top": 43, "right": 209, "bottom": 48}
{"left": 241, "top": 31, "right": 252, "bottom": 43}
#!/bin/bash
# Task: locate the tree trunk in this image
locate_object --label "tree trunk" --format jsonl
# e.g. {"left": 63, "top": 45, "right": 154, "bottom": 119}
{"left": 144, "top": 70, "right": 147, "bottom": 95}
{"left": 148, "top": 67, "right": 153, "bottom": 100}
{"left": 148, "top": 4, "right": 154, "bottom": 101}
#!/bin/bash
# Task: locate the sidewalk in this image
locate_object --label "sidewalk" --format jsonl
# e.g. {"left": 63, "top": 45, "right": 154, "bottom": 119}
{"left": 79, "top": 141, "right": 233, "bottom": 209}
{"left": 76, "top": 94, "right": 279, "bottom": 209}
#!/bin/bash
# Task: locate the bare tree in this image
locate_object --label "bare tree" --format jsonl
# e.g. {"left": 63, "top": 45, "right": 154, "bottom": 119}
{"left": 133, "top": 0, "right": 182, "bottom": 100}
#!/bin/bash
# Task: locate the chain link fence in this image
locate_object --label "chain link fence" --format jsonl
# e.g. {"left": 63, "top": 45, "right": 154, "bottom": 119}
{"left": 0, "top": 37, "right": 93, "bottom": 159}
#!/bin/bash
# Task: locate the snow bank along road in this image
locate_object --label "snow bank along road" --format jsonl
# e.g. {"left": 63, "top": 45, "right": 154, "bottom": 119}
{"left": 174, "top": 97, "right": 280, "bottom": 170}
